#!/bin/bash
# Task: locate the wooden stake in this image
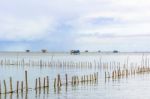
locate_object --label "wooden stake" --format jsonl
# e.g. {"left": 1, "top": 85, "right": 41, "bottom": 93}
{"left": 17, "top": 81, "right": 19, "bottom": 94}
{"left": 65, "top": 74, "right": 68, "bottom": 86}
{"left": 21, "top": 81, "right": 23, "bottom": 93}
{"left": 44, "top": 77, "right": 46, "bottom": 94}
{"left": 4, "top": 80, "right": 6, "bottom": 94}
{"left": 44, "top": 77, "right": 46, "bottom": 88}
{"left": 25, "top": 71, "right": 28, "bottom": 92}
{"left": 10, "top": 77, "right": 13, "bottom": 93}
{"left": 47, "top": 76, "right": 49, "bottom": 87}
{"left": 39, "top": 77, "right": 41, "bottom": 89}
{"left": 0, "top": 81, "right": 1, "bottom": 94}
{"left": 35, "top": 78, "right": 37, "bottom": 89}
{"left": 54, "top": 78, "right": 56, "bottom": 89}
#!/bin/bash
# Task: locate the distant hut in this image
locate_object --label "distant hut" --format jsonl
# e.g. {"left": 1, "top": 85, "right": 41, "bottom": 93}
{"left": 113, "top": 50, "right": 119, "bottom": 53}
{"left": 26, "top": 50, "right": 30, "bottom": 53}
{"left": 41, "top": 49, "right": 47, "bottom": 53}
{"left": 70, "top": 50, "right": 80, "bottom": 55}
{"left": 98, "top": 50, "right": 101, "bottom": 53}
{"left": 85, "top": 50, "right": 88, "bottom": 52}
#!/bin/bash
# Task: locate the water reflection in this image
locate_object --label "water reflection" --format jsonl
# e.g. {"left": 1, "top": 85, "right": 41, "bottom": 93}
{"left": 9, "top": 94, "right": 12, "bottom": 99}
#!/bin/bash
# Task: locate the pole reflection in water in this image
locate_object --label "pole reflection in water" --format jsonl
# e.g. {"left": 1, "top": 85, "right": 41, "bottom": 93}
{"left": 4, "top": 94, "right": 6, "bottom": 99}
{"left": 10, "top": 94, "right": 12, "bottom": 99}
{"left": 25, "top": 92, "right": 28, "bottom": 99}
{"left": 57, "top": 86, "right": 61, "bottom": 94}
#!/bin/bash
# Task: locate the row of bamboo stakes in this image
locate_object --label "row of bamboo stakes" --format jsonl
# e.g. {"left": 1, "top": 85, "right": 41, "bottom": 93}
{"left": 0, "top": 59, "right": 133, "bottom": 69}
{"left": 105, "top": 66, "right": 150, "bottom": 80}
{"left": 0, "top": 71, "right": 28, "bottom": 95}
{"left": 53, "top": 72, "right": 98, "bottom": 88}
{"left": 0, "top": 71, "right": 99, "bottom": 95}
{"left": 34, "top": 76, "right": 49, "bottom": 94}
{"left": 0, "top": 59, "right": 145, "bottom": 73}
{"left": 0, "top": 54, "right": 149, "bottom": 70}
{"left": 0, "top": 55, "right": 150, "bottom": 71}
{"left": 0, "top": 59, "right": 97, "bottom": 68}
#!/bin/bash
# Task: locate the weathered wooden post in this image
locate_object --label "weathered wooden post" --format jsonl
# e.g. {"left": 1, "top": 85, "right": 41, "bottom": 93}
{"left": 44, "top": 77, "right": 46, "bottom": 88}
{"left": 65, "top": 74, "right": 68, "bottom": 86}
{"left": 25, "top": 71, "right": 28, "bottom": 92}
{"left": 86, "top": 75, "right": 88, "bottom": 82}
{"left": 54, "top": 78, "right": 56, "bottom": 89}
{"left": 21, "top": 81, "right": 23, "bottom": 93}
{"left": 35, "top": 78, "right": 37, "bottom": 94}
{"left": 74, "top": 76, "right": 76, "bottom": 85}
{"left": 0, "top": 81, "right": 1, "bottom": 94}
{"left": 35, "top": 78, "right": 37, "bottom": 89}
{"left": 44, "top": 77, "right": 46, "bottom": 94}
{"left": 89, "top": 74, "right": 91, "bottom": 82}
{"left": 17, "top": 81, "right": 19, "bottom": 94}
{"left": 57, "top": 74, "right": 60, "bottom": 87}
{"left": 10, "top": 77, "right": 13, "bottom": 93}
{"left": 105, "top": 72, "right": 107, "bottom": 78}
{"left": 39, "top": 77, "right": 41, "bottom": 90}
{"left": 47, "top": 76, "right": 49, "bottom": 88}
{"left": 57, "top": 74, "right": 62, "bottom": 87}
{"left": 81, "top": 76, "right": 83, "bottom": 83}
{"left": 4, "top": 80, "right": 6, "bottom": 94}
{"left": 77, "top": 76, "right": 79, "bottom": 84}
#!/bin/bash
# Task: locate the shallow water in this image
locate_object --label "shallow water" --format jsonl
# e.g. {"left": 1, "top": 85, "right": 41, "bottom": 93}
{"left": 0, "top": 52, "right": 150, "bottom": 99}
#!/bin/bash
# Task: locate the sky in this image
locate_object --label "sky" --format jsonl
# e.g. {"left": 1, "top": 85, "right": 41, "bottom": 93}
{"left": 0, "top": 0, "right": 150, "bottom": 52}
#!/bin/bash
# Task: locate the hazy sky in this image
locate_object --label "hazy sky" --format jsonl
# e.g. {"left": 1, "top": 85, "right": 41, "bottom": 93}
{"left": 0, "top": 0, "right": 150, "bottom": 51}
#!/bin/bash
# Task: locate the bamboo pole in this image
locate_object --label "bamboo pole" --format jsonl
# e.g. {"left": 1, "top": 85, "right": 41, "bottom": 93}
{"left": 21, "top": 81, "right": 23, "bottom": 93}
{"left": 17, "top": 81, "right": 19, "bottom": 94}
{"left": 65, "top": 74, "right": 68, "bottom": 86}
{"left": 44, "top": 77, "right": 46, "bottom": 94}
{"left": 57, "top": 74, "right": 60, "bottom": 87}
{"left": 44, "top": 77, "right": 46, "bottom": 88}
{"left": 35, "top": 79, "right": 37, "bottom": 94}
{"left": 35, "top": 78, "right": 37, "bottom": 89}
{"left": 57, "top": 74, "right": 62, "bottom": 87}
{"left": 25, "top": 71, "right": 28, "bottom": 92}
{"left": 10, "top": 77, "right": 13, "bottom": 93}
{"left": 39, "top": 77, "right": 41, "bottom": 89}
{"left": 0, "top": 81, "right": 1, "bottom": 94}
{"left": 4, "top": 80, "right": 6, "bottom": 94}
{"left": 54, "top": 78, "right": 56, "bottom": 89}
{"left": 47, "top": 76, "right": 49, "bottom": 87}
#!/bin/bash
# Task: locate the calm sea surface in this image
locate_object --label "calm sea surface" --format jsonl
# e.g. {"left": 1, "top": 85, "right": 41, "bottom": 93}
{"left": 0, "top": 52, "right": 150, "bottom": 99}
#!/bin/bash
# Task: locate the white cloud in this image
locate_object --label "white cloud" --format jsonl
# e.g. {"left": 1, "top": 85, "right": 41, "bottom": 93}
{"left": 0, "top": 0, "right": 150, "bottom": 51}
{"left": 1, "top": 0, "right": 150, "bottom": 38}
{"left": 0, "top": 15, "right": 55, "bottom": 41}
{"left": 68, "top": 0, "right": 150, "bottom": 42}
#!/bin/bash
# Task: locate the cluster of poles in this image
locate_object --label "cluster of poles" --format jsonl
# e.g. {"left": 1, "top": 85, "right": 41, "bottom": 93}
{"left": 34, "top": 76, "right": 49, "bottom": 94}
{"left": 53, "top": 72, "right": 98, "bottom": 88}
{"left": 105, "top": 65, "right": 150, "bottom": 81}
{"left": 0, "top": 71, "right": 99, "bottom": 96}
{"left": 1, "top": 54, "right": 150, "bottom": 96}
{"left": 0, "top": 59, "right": 98, "bottom": 69}
{"left": 0, "top": 71, "right": 28, "bottom": 95}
